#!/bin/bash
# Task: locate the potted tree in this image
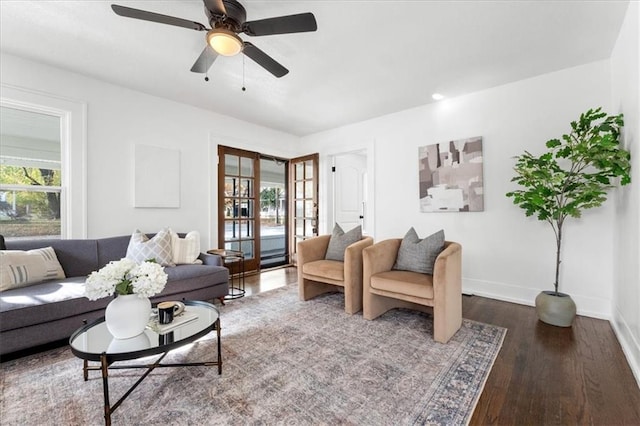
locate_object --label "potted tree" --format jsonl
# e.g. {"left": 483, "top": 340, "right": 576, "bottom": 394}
{"left": 506, "top": 107, "right": 631, "bottom": 327}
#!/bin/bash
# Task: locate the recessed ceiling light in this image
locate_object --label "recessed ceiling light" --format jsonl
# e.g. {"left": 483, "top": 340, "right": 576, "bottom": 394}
{"left": 432, "top": 93, "right": 445, "bottom": 101}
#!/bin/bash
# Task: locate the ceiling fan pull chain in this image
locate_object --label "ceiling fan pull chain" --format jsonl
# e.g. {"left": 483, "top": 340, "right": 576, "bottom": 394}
{"left": 242, "top": 54, "right": 246, "bottom": 92}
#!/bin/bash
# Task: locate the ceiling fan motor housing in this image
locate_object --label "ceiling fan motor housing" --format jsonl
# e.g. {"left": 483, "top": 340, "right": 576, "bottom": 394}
{"left": 205, "top": 0, "right": 247, "bottom": 31}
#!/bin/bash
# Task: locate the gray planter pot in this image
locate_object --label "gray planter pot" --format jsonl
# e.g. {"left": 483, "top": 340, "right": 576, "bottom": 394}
{"left": 535, "top": 290, "right": 576, "bottom": 327}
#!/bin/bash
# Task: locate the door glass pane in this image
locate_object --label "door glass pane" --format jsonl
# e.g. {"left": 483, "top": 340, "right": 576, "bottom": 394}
{"left": 304, "top": 181, "right": 313, "bottom": 198}
{"left": 305, "top": 160, "right": 313, "bottom": 176}
{"left": 240, "top": 157, "right": 253, "bottom": 177}
{"left": 240, "top": 220, "right": 254, "bottom": 238}
{"left": 225, "top": 241, "right": 240, "bottom": 252}
{"left": 305, "top": 219, "right": 315, "bottom": 236}
{"left": 296, "top": 220, "right": 303, "bottom": 237}
{"left": 225, "top": 154, "right": 239, "bottom": 175}
{"left": 295, "top": 162, "right": 304, "bottom": 180}
{"left": 224, "top": 177, "right": 237, "bottom": 197}
{"left": 241, "top": 240, "right": 254, "bottom": 259}
{"left": 295, "top": 181, "right": 303, "bottom": 198}
{"left": 225, "top": 220, "right": 240, "bottom": 240}
{"left": 224, "top": 199, "right": 236, "bottom": 218}
{"left": 240, "top": 178, "right": 253, "bottom": 198}
{"left": 305, "top": 200, "right": 314, "bottom": 218}
{"left": 295, "top": 200, "right": 304, "bottom": 217}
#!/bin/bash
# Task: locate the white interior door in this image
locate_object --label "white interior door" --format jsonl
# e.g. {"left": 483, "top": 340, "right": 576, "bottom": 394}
{"left": 332, "top": 151, "right": 367, "bottom": 233}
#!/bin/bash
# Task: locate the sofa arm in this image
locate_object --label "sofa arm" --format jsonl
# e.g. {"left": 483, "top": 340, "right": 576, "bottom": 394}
{"left": 199, "top": 253, "right": 223, "bottom": 267}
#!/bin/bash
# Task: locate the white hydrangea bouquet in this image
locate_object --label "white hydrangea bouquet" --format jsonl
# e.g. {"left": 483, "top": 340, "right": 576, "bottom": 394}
{"left": 85, "top": 258, "right": 168, "bottom": 300}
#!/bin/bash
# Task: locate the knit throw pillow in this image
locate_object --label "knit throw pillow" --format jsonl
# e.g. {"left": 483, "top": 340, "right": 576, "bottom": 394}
{"left": 393, "top": 228, "right": 445, "bottom": 274}
{"left": 325, "top": 224, "right": 362, "bottom": 262}
{"left": 126, "top": 229, "right": 175, "bottom": 266}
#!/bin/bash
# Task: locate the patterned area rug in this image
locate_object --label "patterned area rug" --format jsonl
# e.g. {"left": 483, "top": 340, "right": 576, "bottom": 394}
{"left": 0, "top": 284, "right": 506, "bottom": 425}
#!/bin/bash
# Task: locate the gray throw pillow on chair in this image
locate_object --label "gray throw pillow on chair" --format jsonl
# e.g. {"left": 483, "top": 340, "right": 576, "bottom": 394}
{"left": 325, "top": 224, "right": 362, "bottom": 262}
{"left": 393, "top": 228, "right": 445, "bottom": 274}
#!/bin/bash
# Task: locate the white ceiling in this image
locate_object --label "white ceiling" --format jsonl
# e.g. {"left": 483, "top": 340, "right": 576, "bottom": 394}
{"left": 0, "top": 1, "right": 630, "bottom": 136}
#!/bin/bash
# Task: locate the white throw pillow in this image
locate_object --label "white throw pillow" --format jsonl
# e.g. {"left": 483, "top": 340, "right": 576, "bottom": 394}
{"left": 126, "top": 229, "right": 175, "bottom": 266}
{"left": 0, "top": 247, "right": 66, "bottom": 292}
{"left": 169, "top": 229, "right": 201, "bottom": 265}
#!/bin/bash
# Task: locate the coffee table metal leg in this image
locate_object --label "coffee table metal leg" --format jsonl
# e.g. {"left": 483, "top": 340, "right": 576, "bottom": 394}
{"left": 100, "top": 352, "right": 112, "bottom": 426}
{"left": 83, "top": 359, "right": 89, "bottom": 381}
{"left": 216, "top": 318, "right": 222, "bottom": 375}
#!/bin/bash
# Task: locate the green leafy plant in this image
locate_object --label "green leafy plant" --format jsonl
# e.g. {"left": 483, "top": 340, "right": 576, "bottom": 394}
{"left": 506, "top": 107, "right": 631, "bottom": 295}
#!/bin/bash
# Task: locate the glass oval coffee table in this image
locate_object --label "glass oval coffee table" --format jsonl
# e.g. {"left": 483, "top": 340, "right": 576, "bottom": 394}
{"left": 69, "top": 300, "right": 221, "bottom": 426}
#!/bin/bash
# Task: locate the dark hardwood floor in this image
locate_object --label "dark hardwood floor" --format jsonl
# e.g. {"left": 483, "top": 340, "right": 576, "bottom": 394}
{"left": 246, "top": 267, "right": 640, "bottom": 425}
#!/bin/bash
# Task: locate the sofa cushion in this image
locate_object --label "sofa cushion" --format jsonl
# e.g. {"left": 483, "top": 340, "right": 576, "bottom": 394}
{"left": 393, "top": 228, "right": 444, "bottom": 275}
{"left": 0, "top": 277, "right": 110, "bottom": 331}
{"left": 302, "top": 259, "right": 345, "bottom": 282}
{"left": 370, "top": 270, "right": 435, "bottom": 299}
{"left": 126, "top": 229, "right": 175, "bottom": 266}
{"left": 0, "top": 247, "right": 66, "bottom": 292}
{"left": 325, "top": 224, "right": 362, "bottom": 261}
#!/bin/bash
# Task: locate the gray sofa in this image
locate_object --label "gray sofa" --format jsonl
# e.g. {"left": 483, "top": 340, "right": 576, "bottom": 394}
{"left": 0, "top": 235, "right": 229, "bottom": 357}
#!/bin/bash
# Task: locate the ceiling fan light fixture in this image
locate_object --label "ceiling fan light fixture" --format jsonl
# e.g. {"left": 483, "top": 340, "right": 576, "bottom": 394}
{"left": 207, "top": 28, "right": 243, "bottom": 56}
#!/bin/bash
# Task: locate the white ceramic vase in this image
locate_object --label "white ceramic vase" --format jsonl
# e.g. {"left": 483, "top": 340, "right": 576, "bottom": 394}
{"left": 105, "top": 294, "right": 152, "bottom": 339}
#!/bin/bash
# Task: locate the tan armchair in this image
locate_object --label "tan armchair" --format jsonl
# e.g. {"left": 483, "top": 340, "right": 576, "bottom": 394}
{"left": 297, "top": 235, "right": 374, "bottom": 314}
{"left": 363, "top": 239, "right": 462, "bottom": 343}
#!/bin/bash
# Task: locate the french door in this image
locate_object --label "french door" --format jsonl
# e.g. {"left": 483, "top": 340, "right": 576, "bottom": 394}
{"left": 289, "top": 154, "right": 319, "bottom": 265}
{"left": 218, "top": 146, "right": 260, "bottom": 272}
{"left": 218, "top": 147, "right": 318, "bottom": 271}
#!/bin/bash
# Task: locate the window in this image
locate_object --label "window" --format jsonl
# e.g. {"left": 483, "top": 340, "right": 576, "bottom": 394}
{"left": 0, "top": 85, "right": 87, "bottom": 240}
{"left": 0, "top": 107, "right": 62, "bottom": 239}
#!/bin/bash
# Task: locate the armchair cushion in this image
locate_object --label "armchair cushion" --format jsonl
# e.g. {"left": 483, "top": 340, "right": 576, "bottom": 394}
{"left": 370, "top": 270, "right": 435, "bottom": 299}
{"left": 325, "top": 224, "right": 362, "bottom": 261}
{"left": 393, "top": 228, "right": 444, "bottom": 274}
{"left": 302, "top": 260, "right": 345, "bottom": 282}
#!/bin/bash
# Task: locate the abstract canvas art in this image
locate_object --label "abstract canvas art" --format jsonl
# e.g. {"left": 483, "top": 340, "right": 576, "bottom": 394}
{"left": 419, "top": 136, "right": 484, "bottom": 212}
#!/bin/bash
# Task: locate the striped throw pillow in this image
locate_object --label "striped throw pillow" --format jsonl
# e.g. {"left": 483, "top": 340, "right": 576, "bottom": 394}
{"left": 169, "top": 229, "right": 201, "bottom": 264}
{"left": 0, "top": 247, "right": 66, "bottom": 292}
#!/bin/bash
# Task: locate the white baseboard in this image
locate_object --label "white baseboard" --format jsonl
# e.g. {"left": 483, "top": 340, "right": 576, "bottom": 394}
{"left": 462, "top": 278, "right": 611, "bottom": 319}
{"left": 611, "top": 307, "right": 640, "bottom": 389}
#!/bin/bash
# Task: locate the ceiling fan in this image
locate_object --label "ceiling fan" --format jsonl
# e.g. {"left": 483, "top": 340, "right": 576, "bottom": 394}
{"left": 111, "top": 0, "right": 317, "bottom": 78}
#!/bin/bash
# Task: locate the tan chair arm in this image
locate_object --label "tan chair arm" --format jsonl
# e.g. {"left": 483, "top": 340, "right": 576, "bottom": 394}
{"left": 363, "top": 239, "right": 401, "bottom": 283}
{"left": 433, "top": 241, "right": 462, "bottom": 301}
{"left": 297, "top": 235, "right": 331, "bottom": 267}
{"left": 344, "top": 236, "right": 374, "bottom": 281}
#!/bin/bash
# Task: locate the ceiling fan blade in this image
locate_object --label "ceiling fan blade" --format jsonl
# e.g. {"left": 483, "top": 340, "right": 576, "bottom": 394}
{"left": 243, "top": 42, "right": 289, "bottom": 78}
{"left": 190, "top": 46, "right": 219, "bottom": 73}
{"left": 111, "top": 4, "right": 206, "bottom": 31}
{"left": 203, "top": 0, "right": 226, "bottom": 17}
{"left": 242, "top": 13, "right": 317, "bottom": 36}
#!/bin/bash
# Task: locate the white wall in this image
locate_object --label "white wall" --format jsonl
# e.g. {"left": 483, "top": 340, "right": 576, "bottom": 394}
{"left": 611, "top": 1, "right": 640, "bottom": 386}
{"left": 300, "top": 60, "right": 617, "bottom": 319}
{"left": 0, "top": 53, "right": 299, "bottom": 248}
